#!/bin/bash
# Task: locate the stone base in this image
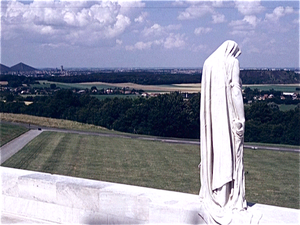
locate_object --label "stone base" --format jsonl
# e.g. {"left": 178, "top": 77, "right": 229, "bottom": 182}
{"left": 1, "top": 167, "right": 299, "bottom": 224}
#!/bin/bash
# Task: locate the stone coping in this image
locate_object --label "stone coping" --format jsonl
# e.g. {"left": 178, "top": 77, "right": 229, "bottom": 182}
{"left": 1, "top": 167, "right": 299, "bottom": 224}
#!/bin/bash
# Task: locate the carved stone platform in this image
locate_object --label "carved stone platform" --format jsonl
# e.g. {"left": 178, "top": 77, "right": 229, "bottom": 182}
{"left": 1, "top": 167, "right": 299, "bottom": 224}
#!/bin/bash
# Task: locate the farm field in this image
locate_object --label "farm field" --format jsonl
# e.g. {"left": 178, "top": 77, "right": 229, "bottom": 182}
{"left": 34, "top": 80, "right": 299, "bottom": 93}
{"left": 2, "top": 130, "right": 299, "bottom": 209}
{"left": 0, "top": 122, "right": 28, "bottom": 147}
{"left": 243, "top": 84, "right": 300, "bottom": 93}
{"left": 34, "top": 81, "right": 201, "bottom": 93}
{"left": 94, "top": 94, "right": 139, "bottom": 100}
{"left": 278, "top": 104, "right": 298, "bottom": 111}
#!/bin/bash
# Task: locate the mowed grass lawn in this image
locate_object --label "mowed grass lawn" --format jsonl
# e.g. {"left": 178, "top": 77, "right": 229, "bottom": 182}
{"left": 0, "top": 122, "right": 28, "bottom": 147}
{"left": 2, "top": 131, "right": 299, "bottom": 209}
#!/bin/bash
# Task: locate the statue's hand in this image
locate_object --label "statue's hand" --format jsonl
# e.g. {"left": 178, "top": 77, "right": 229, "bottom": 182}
{"left": 233, "top": 120, "right": 244, "bottom": 137}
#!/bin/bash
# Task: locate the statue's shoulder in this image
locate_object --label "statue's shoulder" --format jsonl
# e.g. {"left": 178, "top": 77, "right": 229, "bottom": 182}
{"left": 203, "top": 57, "right": 213, "bottom": 68}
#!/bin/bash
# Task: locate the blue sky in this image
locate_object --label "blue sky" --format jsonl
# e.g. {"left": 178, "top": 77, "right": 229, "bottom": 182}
{"left": 1, "top": 0, "right": 299, "bottom": 69}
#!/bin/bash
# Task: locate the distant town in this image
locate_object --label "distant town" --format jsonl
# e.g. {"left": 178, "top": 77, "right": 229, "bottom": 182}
{"left": 1, "top": 62, "right": 299, "bottom": 104}
{"left": 0, "top": 62, "right": 299, "bottom": 77}
{"left": 1, "top": 62, "right": 299, "bottom": 145}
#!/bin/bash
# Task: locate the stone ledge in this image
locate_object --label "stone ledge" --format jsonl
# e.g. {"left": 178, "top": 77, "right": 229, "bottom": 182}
{"left": 1, "top": 167, "right": 299, "bottom": 224}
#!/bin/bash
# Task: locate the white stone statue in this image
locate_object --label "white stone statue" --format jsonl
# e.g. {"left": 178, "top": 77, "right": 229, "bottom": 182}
{"left": 199, "top": 40, "right": 254, "bottom": 224}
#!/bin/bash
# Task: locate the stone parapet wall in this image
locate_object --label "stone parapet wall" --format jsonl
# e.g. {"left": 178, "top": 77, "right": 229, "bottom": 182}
{"left": 1, "top": 167, "right": 202, "bottom": 224}
{"left": 1, "top": 167, "right": 299, "bottom": 224}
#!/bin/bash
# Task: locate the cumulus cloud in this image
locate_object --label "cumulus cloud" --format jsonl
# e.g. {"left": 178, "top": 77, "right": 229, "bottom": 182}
{"left": 125, "top": 33, "right": 186, "bottom": 51}
{"left": 141, "top": 23, "right": 181, "bottom": 37}
{"left": 177, "top": 2, "right": 226, "bottom": 24}
{"left": 134, "top": 12, "right": 148, "bottom": 23}
{"left": 164, "top": 33, "right": 186, "bottom": 49}
{"left": 265, "top": 6, "right": 294, "bottom": 22}
{"left": 178, "top": 3, "right": 214, "bottom": 20}
{"left": 229, "top": 15, "right": 260, "bottom": 36}
{"left": 234, "top": 0, "right": 265, "bottom": 15}
{"left": 125, "top": 41, "right": 153, "bottom": 51}
{"left": 243, "top": 15, "right": 260, "bottom": 27}
{"left": 194, "top": 27, "right": 212, "bottom": 35}
{"left": 2, "top": 0, "right": 144, "bottom": 47}
{"left": 212, "top": 13, "right": 226, "bottom": 23}
{"left": 191, "top": 44, "right": 209, "bottom": 53}
{"left": 210, "top": 0, "right": 224, "bottom": 8}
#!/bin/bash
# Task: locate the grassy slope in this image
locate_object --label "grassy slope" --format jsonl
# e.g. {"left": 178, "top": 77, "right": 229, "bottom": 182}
{"left": 2, "top": 131, "right": 299, "bottom": 209}
{"left": 0, "top": 122, "right": 28, "bottom": 147}
{"left": 0, "top": 113, "right": 116, "bottom": 134}
{"left": 2, "top": 132, "right": 200, "bottom": 194}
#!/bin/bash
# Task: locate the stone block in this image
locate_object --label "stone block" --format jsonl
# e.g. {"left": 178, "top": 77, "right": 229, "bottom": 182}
{"left": 1, "top": 167, "right": 299, "bottom": 225}
{"left": 18, "top": 173, "right": 57, "bottom": 203}
{"left": 107, "top": 214, "right": 147, "bottom": 225}
{"left": 68, "top": 207, "right": 108, "bottom": 224}
{"left": 99, "top": 191, "right": 150, "bottom": 222}
{"left": 56, "top": 181, "right": 100, "bottom": 211}
{"left": 1, "top": 173, "right": 19, "bottom": 197}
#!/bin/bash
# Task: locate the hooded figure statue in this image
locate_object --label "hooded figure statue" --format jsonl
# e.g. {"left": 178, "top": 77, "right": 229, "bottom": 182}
{"left": 199, "top": 40, "right": 250, "bottom": 224}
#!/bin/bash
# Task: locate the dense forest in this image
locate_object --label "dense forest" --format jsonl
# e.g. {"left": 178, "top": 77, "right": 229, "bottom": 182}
{"left": 0, "top": 90, "right": 299, "bottom": 145}
{"left": 47, "top": 72, "right": 201, "bottom": 85}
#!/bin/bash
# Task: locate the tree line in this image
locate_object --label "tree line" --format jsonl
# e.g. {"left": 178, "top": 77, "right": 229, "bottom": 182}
{"left": 0, "top": 89, "right": 299, "bottom": 145}
{"left": 38, "top": 69, "right": 299, "bottom": 85}
{"left": 1, "top": 69, "right": 298, "bottom": 86}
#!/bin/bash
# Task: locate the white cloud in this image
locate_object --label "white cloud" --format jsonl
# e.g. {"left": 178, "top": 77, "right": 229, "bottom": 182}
{"left": 210, "top": 0, "right": 224, "bottom": 8}
{"left": 243, "top": 15, "right": 260, "bottom": 27}
{"left": 212, "top": 13, "right": 226, "bottom": 23}
{"left": 265, "top": 6, "right": 294, "bottom": 22}
{"left": 234, "top": 0, "right": 265, "bottom": 15}
{"left": 229, "top": 29, "right": 255, "bottom": 37}
{"left": 2, "top": 0, "right": 144, "bottom": 46}
{"left": 125, "top": 41, "right": 153, "bottom": 51}
{"left": 191, "top": 44, "right": 209, "bottom": 53}
{"left": 177, "top": 2, "right": 226, "bottom": 24}
{"left": 194, "top": 27, "right": 212, "bottom": 35}
{"left": 142, "top": 24, "right": 164, "bottom": 37}
{"left": 164, "top": 33, "right": 186, "bottom": 49}
{"left": 134, "top": 12, "right": 148, "bottom": 23}
{"left": 116, "top": 39, "right": 123, "bottom": 45}
{"left": 142, "top": 23, "right": 181, "bottom": 37}
{"left": 125, "top": 33, "right": 186, "bottom": 51}
{"left": 229, "top": 15, "right": 260, "bottom": 36}
{"left": 178, "top": 3, "right": 214, "bottom": 20}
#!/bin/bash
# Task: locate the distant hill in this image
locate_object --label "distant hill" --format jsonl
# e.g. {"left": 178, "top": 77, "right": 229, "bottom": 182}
{"left": 10, "top": 62, "right": 37, "bottom": 72}
{"left": 0, "top": 64, "right": 11, "bottom": 73}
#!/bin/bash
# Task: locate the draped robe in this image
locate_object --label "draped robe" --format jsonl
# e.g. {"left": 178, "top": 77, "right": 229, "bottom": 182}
{"left": 199, "top": 40, "right": 247, "bottom": 224}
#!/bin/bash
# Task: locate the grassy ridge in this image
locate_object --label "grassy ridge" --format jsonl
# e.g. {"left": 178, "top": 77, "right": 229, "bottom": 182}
{"left": 0, "top": 122, "right": 28, "bottom": 146}
{"left": 0, "top": 113, "right": 114, "bottom": 134}
{"left": 2, "top": 131, "right": 299, "bottom": 209}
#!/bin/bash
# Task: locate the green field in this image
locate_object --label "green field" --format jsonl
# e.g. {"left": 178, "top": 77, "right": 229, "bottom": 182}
{"left": 93, "top": 94, "right": 139, "bottom": 100}
{"left": 0, "top": 123, "right": 28, "bottom": 147}
{"left": 34, "top": 81, "right": 201, "bottom": 93}
{"left": 33, "top": 81, "right": 115, "bottom": 90}
{"left": 244, "top": 84, "right": 300, "bottom": 93}
{"left": 278, "top": 104, "right": 298, "bottom": 111}
{"left": 2, "top": 131, "right": 299, "bottom": 209}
